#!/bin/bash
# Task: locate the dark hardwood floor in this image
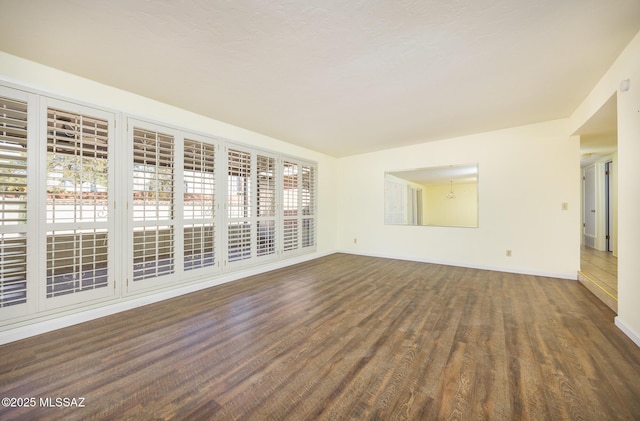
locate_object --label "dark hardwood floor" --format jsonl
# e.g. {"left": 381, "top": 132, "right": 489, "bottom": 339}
{"left": 1, "top": 253, "right": 639, "bottom": 420}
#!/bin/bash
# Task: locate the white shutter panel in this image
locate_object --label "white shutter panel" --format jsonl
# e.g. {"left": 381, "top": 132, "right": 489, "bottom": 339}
{"left": 0, "top": 95, "right": 28, "bottom": 310}
{"left": 132, "top": 127, "right": 175, "bottom": 282}
{"left": 301, "top": 164, "right": 316, "bottom": 248}
{"left": 184, "top": 139, "right": 216, "bottom": 271}
{"left": 282, "top": 161, "right": 299, "bottom": 252}
{"left": 44, "top": 102, "right": 114, "bottom": 308}
{"left": 256, "top": 154, "right": 276, "bottom": 257}
{"left": 227, "top": 148, "right": 252, "bottom": 263}
{"left": 282, "top": 159, "right": 317, "bottom": 255}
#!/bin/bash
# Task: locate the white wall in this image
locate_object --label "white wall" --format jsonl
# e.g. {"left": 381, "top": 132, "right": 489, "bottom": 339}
{"left": 570, "top": 30, "right": 640, "bottom": 346}
{"left": 337, "top": 120, "right": 581, "bottom": 279}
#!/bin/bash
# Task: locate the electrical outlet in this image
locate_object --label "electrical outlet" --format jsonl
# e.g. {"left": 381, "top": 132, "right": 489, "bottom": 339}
{"left": 353, "top": 238, "right": 357, "bottom": 244}
{"left": 561, "top": 202, "right": 569, "bottom": 211}
{"left": 506, "top": 250, "right": 512, "bottom": 257}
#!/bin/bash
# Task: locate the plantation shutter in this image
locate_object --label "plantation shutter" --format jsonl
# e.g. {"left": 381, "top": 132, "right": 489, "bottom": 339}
{"left": 184, "top": 139, "right": 216, "bottom": 271}
{"left": 0, "top": 95, "right": 29, "bottom": 310}
{"left": 132, "top": 127, "right": 175, "bottom": 282}
{"left": 256, "top": 154, "right": 276, "bottom": 257}
{"left": 282, "top": 161, "right": 299, "bottom": 251}
{"left": 301, "top": 164, "right": 316, "bottom": 248}
{"left": 227, "top": 148, "right": 252, "bottom": 263}
{"left": 282, "top": 159, "right": 317, "bottom": 255}
{"left": 44, "top": 102, "right": 114, "bottom": 308}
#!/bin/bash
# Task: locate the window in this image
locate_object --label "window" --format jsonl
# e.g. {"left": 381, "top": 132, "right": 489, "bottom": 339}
{"left": 43, "top": 100, "right": 115, "bottom": 308}
{"left": 227, "top": 148, "right": 252, "bottom": 263}
{"left": 256, "top": 155, "right": 276, "bottom": 257}
{"left": 226, "top": 146, "right": 281, "bottom": 267}
{"left": 46, "top": 107, "right": 110, "bottom": 297}
{"left": 132, "top": 126, "right": 175, "bottom": 282}
{"left": 301, "top": 164, "right": 316, "bottom": 248}
{"left": 184, "top": 139, "right": 216, "bottom": 271}
{"left": 283, "top": 161, "right": 298, "bottom": 252}
{"left": 283, "top": 159, "right": 317, "bottom": 254}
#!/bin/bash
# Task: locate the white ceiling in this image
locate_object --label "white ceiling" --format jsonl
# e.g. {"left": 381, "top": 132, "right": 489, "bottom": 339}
{"left": 1, "top": 0, "right": 639, "bottom": 157}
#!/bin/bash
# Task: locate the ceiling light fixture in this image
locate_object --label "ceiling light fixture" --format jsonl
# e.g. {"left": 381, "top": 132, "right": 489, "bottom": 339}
{"left": 446, "top": 180, "right": 456, "bottom": 199}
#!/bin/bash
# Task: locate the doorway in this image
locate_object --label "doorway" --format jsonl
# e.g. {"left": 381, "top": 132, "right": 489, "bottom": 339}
{"left": 575, "top": 94, "right": 618, "bottom": 313}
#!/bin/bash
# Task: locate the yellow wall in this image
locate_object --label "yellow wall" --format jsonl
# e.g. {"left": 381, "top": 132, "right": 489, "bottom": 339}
{"left": 423, "top": 182, "right": 478, "bottom": 227}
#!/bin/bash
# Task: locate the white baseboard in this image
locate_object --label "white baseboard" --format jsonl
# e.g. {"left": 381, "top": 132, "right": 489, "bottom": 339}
{"left": 615, "top": 317, "right": 640, "bottom": 348}
{"left": 336, "top": 249, "right": 578, "bottom": 280}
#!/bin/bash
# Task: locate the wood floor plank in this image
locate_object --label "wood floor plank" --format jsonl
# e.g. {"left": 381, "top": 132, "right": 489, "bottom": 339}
{"left": 1, "top": 253, "right": 640, "bottom": 420}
